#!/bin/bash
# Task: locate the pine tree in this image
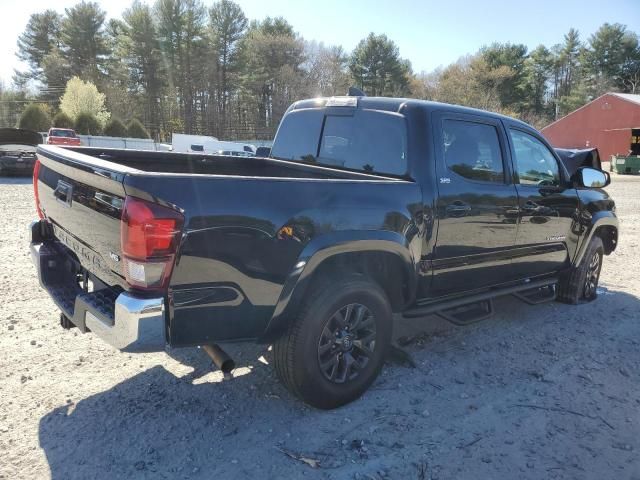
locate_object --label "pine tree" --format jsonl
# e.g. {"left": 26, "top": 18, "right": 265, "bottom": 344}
{"left": 156, "top": 0, "right": 207, "bottom": 133}
{"left": 15, "top": 10, "right": 62, "bottom": 82}
{"left": 120, "top": 1, "right": 165, "bottom": 132}
{"left": 209, "top": 0, "right": 247, "bottom": 135}
{"left": 348, "top": 33, "right": 411, "bottom": 97}
{"left": 60, "top": 2, "right": 109, "bottom": 83}
{"left": 240, "top": 17, "right": 306, "bottom": 130}
{"left": 479, "top": 43, "right": 529, "bottom": 110}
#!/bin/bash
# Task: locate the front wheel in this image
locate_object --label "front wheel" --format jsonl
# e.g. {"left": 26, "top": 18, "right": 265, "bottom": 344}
{"left": 557, "top": 236, "right": 604, "bottom": 304}
{"left": 273, "top": 274, "right": 392, "bottom": 409}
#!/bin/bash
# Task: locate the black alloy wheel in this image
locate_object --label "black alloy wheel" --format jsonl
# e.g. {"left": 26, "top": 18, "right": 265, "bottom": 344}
{"left": 583, "top": 250, "right": 601, "bottom": 299}
{"left": 273, "top": 274, "right": 392, "bottom": 409}
{"left": 317, "top": 303, "right": 376, "bottom": 384}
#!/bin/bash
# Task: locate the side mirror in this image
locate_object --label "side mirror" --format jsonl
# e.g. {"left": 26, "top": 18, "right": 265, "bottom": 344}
{"left": 255, "top": 146, "right": 271, "bottom": 158}
{"left": 575, "top": 167, "right": 610, "bottom": 188}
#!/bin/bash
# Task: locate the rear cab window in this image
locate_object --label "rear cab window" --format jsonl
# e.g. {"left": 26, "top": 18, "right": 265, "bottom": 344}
{"left": 50, "top": 129, "right": 76, "bottom": 138}
{"left": 271, "top": 107, "right": 408, "bottom": 176}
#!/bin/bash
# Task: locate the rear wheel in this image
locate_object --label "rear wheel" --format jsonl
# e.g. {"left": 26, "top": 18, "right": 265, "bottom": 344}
{"left": 557, "top": 236, "right": 604, "bottom": 304}
{"left": 273, "top": 274, "right": 392, "bottom": 409}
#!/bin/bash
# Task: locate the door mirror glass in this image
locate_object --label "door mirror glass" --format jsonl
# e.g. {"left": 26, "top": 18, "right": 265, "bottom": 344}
{"left": 255, "top": 146, "right": 271, "bottom": 157}
{"left": 577, "top": 167, "right": 609, "bottom": 188}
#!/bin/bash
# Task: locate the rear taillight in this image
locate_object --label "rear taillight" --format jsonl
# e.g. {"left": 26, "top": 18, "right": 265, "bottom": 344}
{"left": 120, "top": 196, "right": 184, "bottom": 290}
{"left": 33, "top": 158, "right": 44, "bottom": 219}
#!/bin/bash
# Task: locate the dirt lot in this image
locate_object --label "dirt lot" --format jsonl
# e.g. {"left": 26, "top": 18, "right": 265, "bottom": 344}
{"left": 1, "top": 174, "right": 639, "bottom": 480}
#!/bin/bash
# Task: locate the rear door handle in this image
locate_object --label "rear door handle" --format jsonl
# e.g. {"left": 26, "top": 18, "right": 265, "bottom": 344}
{"left": 446, "top": 202, "right": 471, "bottom": 217}
{"left": 521, "top": 201, "right": 538, "bottom": 213}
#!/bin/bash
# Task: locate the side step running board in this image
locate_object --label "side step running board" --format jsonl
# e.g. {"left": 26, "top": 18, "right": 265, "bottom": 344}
{"left": 512, "top": 284, "right": 557, "bottom": 305}
{"left": 403, "top": 278, "right": 558, "bottom": 323}
{"left": 437, "top": 299, "right": 493, "bottom": 326}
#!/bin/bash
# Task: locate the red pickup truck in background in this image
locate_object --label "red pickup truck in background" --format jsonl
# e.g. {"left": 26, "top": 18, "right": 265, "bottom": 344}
{"left": 46, "top": 128, "right": 81, "bottom": 146}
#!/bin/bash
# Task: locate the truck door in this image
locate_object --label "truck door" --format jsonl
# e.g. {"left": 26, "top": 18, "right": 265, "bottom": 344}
{"left": 506, "top": 127, "right": 580, "bottom": 277}
{"left": 429, "top": 113, "right": 520, "bottom": 296}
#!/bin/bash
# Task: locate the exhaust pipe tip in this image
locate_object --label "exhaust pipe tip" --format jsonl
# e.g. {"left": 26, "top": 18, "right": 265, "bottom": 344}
{"left": 202, "top": 344, "right": 235, "bottom": 374}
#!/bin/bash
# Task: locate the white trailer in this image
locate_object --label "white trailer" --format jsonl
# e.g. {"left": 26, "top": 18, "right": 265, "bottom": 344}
{"left": 78, "top": 135, "right": 157, "bottom": 151}
{"left": 171, "top": 133, "right": 255, "bottom": 155}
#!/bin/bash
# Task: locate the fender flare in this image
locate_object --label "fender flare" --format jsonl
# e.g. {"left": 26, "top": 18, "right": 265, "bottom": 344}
{"left": 262, "top": 230, "right": 417, "bottom": 338}
{"left": 573, "top": 211, "right": 618, "bottom": 266}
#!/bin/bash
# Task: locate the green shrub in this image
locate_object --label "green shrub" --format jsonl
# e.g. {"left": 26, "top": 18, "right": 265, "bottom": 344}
{"left": 103, "top": 117, "right": 127, "bottom": 137}
{"left": 52, "top": 112, "right": 74, "bottom": 129}
{"left": 18, "top": 104, "right": 51, "bottom": 132}
{"left": 74, "top": 112, "right": 101, "bottom": 135}
{"left": 127, "top": 118, "right": 150, "bottom": 139}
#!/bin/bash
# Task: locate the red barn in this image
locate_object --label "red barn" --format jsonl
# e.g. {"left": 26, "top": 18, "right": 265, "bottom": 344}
{"left": 542, "top": 93, "right": 640, "bottom": 163}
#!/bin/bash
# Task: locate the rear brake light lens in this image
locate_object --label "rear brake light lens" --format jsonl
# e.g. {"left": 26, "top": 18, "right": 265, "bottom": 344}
{"left": 33, "top": 158, "right": 44, "bottom": 219}
{"left": 120, "top": 196, "right": 184, "bottom": 290}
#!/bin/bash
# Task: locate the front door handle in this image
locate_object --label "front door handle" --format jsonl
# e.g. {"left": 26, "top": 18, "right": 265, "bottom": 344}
{"left": 521, "top": 200, "right": 539, "bottom": 213}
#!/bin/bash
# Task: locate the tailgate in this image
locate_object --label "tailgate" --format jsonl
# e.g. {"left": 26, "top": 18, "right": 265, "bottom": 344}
{"left": 35, "top": 145, "right": 134, "bottom": 288}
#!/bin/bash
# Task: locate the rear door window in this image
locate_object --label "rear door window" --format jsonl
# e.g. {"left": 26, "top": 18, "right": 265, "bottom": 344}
{"left": 442, "top": 119, "right": 505, "bottom": 183}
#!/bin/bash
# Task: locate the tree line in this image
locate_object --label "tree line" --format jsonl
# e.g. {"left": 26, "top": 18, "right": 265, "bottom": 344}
{"left": 6, "top": 0, "right": 640, "bottom": 138}
{"left": 418, "top": 25, "right": 640, "bottom": 127}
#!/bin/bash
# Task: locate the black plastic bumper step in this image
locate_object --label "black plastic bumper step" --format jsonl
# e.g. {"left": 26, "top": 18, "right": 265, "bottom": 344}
{"left": 48, "top": 284, "right": 82, "bottom": 319}
{"left": 77, "top": 288, "right": 119, "bottom": 326}
{"left": 33, "top": 241, "right": 121, "bottom": 333}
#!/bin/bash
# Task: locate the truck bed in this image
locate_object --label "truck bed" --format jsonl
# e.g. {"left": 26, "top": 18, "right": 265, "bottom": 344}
{"left": 59, "top": 146, "right": 399, "bottom": 180}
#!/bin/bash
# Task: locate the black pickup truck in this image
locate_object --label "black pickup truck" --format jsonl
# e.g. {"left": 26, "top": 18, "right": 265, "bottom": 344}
{"left": 30, "top": 95, "right": 618, "bottom": 409}
{"left": 0, "top": 128, "right": 41, "bottom": 175}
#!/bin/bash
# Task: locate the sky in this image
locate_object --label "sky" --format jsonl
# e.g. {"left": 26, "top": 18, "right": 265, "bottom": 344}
{"left": 0, "top": 0, "right": 638, "bottom": 87}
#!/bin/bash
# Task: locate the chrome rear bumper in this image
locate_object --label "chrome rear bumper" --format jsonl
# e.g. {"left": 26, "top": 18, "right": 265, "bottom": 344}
{"left": 86, "top": 292, "right": 165, "bottom": 352}
{"left": 30, "top": 227, "right": 166, "bottom": 352}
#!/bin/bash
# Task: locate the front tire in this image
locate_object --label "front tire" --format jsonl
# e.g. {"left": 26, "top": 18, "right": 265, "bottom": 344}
{"left": 557, "top": 236, "right": 604, "bottom": 304}
{"left": 273, "top": 274, "right": 392, "bottom": 409}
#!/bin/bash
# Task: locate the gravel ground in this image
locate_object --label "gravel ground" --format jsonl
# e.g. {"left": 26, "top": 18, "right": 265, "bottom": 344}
{"left": 1, "top": 174, "right": 639, "bottom": 480}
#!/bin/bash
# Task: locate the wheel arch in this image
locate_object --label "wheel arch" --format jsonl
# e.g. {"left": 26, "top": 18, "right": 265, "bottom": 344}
{"left": 574, "top": 212, "right": 618, "bottom": 265}
{"left": 595, "top": 224, "right": 618, "bottom": 255}
{"left": 262, "top": 230, "right": 417, "bottom": 340}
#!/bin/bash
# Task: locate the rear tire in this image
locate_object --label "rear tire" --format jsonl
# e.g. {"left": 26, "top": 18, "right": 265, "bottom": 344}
{"left": 273, "top": 274, "right": 392, "bottom": 409}
{"left": 557, "top": 236, "right": 604, "bottom": 304}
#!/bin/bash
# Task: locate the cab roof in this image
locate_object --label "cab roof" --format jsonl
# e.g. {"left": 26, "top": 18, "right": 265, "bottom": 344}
{"left": 290, "top": 96, "right": 532, "bottom": 130}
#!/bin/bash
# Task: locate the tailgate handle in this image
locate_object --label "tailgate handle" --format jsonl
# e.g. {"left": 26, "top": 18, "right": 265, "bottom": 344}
{"left": 54, "top": 180, "right": 73, "bottom": 207}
